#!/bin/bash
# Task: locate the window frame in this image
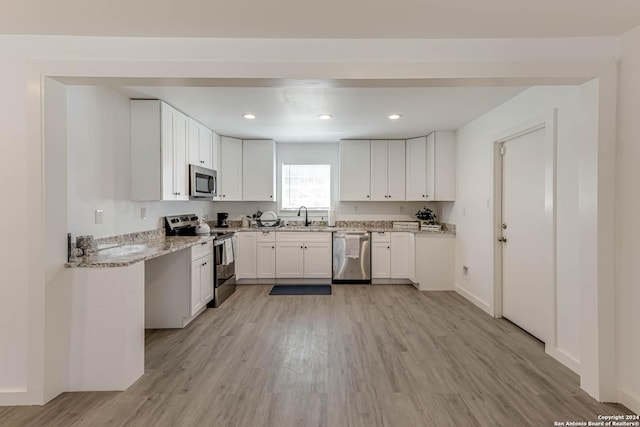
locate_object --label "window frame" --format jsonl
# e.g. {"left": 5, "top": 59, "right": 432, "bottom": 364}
{"left": 279, "top": 163, "right": 332, "bottom": 213}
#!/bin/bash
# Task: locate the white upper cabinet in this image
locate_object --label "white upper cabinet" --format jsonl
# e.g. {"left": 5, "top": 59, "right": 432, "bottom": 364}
{"left": 340, "top": 140, "right": 371, "bottom": 201}
{"left": 188, "top": 118, "right": 213, "bottom": 170}
{"left": 405, "top": 132, "right": 456, "bottom": 201}
{"left": 242, "top": 139, "right": 276, "bottom": 202}
{"left": 219, "top": 136, "right": 243, "bottom": 201}
{"left": 131, "top": 100, "right": 189, "bottom": 201}
{"left": 370, "top": 140, "right": 405, "bottom": 201}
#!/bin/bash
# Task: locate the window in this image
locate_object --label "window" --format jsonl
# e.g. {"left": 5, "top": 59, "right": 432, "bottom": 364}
{"left": 281, "top": 164, "right": 331, "bottom": 210}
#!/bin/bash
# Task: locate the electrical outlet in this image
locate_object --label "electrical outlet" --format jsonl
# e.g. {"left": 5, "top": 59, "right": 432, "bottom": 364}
{"left": 141, "top": 207, "right": 147, "bottom": 220}
{"left": 462, "top": 265, "right": 469, "bottom": 278}
{"left": 95, "top": 209, "right": 104, "bottom": 224}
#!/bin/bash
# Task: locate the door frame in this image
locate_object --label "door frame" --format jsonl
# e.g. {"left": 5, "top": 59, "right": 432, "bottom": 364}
{"left": 492, "top": 110, "right": 557, "bottom": 344}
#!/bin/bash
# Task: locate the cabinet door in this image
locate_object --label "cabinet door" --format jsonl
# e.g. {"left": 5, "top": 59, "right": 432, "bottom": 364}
{"left": 371, "top": 242, "right": 391, "bottom": 279}
{"left": 275, "top": 242, "right": 304, "bottom": 278}
{"left": 212, "top": 132, "right": 222, "bottom": 200}
{"left": 236, "top": 232, "right": 257, "bottom": 279}
{"left": 433, "top": 131, "right": 456, "bottom": 201}
{"left": 174, "top": 110, "right": 189, "bottom": 201}
{"left": 425, "top": 133, "right": 436, "bottom": 201}
{"left": 242, "top": 140, "right": 276, "bottom": 201}
{"left": 405, "top": 137, "right": 427, "bottom": 201}
{"left": 256, "top": 242, "right": 276, "bottom": 279}
{"left": 199, "top": 126, "right": 213, "bottom": 170}
{"left": 370, "top": 140, "right": 388, "bottom": 201}
{"left": 200, "top": 253, "right": 214, "bottom": 304}
{"left": 190, "top": 260, "right": 203, "bottom": 315}
{"left": 188, "top": 119, "right": 201, "bottom": 166}
{"left": 161, "top": 103, "right": 178, "bottom": 201}
{"left": 340, "top": 140, "right": 370, "bottom": 201}
{"left": 220, "top": 136, "right": 243, "bottom": 201}
{"left": 302, "top": 242, "right": 332, "bottom": 278}
{"left": 387, "top": 140, "right": 406, "bottom": 201}
{"left": 390, "top": 232, "right": 411, "bottom": 279}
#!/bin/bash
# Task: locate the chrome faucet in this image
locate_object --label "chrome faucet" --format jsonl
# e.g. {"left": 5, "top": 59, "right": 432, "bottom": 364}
{"left": 297, "top": 206, "right": 311, "bottom": 226}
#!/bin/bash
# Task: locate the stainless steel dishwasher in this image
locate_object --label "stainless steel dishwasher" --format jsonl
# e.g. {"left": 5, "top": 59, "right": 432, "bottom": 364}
{"left": 332, "top": 231, "right": 371, "bottom": 283}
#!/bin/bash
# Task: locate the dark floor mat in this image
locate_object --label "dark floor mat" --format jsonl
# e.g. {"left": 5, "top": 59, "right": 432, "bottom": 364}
{"left": 269, "top": 285, "right": 332, "bottom": 295}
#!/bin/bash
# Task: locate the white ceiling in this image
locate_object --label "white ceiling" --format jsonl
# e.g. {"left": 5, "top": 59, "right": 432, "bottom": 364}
{"left": 2, "top": 0, "right": 640, "bottom": 38}
{"left": 121, "top": 85, "right": 526, "bottom": 142}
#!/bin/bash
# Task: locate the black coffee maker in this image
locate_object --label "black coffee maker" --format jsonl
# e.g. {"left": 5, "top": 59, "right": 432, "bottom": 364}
{"left": 217, "top": 212, "right": 229, "bottom": 228}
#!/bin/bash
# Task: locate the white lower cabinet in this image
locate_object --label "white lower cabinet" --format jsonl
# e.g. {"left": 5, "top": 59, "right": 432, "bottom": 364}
{"left": 275, "top": 242, "right": 305, "bottom": 278}
{"left": 236, "top": 232, "right": 257, "bottom": 279}
{"left": 372, "top": 242, "right": 391, "bottom": 278}
{"left": 302, "top": 242, "right": 332, "bottom": 279}
{"left": 145, "top": 241, "right": 213, "bottom": 329}
{"left": 277, "top": 233, "right": 331, "bottom": 279}
{"left": 190, "top": 252, "right": 213, "bottom": 316}
{"left": 371, "top": 232, "right": 414, "bottom": 280}
{"left": 256, "top": 242, "right": 276, "bottom": 278}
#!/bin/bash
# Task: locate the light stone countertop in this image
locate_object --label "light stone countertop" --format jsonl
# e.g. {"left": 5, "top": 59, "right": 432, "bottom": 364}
{"left": 65, "top": 234, "right": 218, "bottom": 268}
{"left": 66, "top": 225, "right": 454, "bottom": 268}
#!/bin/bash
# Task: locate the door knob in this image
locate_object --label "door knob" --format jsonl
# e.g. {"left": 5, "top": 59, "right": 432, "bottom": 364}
{"left": 498, "top": 236, "right": 507, "bottom": 243}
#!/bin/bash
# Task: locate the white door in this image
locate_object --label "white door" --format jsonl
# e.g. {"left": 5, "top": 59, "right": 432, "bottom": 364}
{"left": 371, "top": 242, "right": 391, "bottom": 279}
{"left": 275, "top": 242, "right": 304, "bottom": 278}
{"left": 303, "top": 242, "right": 332, "bottom": 278}
{"left": 405, "top": 137, "right": 427, "bottom": 201}
{"left": 242, "top": 140, "right": 276, "bottom": 201}
{"left": 220, "top": 136, "right": 243, "bottom": 200}
{"left": 256, "top": 242, "right": 276, "bottom": 279}
{"left": 501, "top": 127, "right": 550, "bottom": 342}
{"left": 386, "top": 140, "right": 406, "bottom": 201}
{"left": 339, "top": 140, "right": 371, "bottom": 201}
{"left": 370, "top": 140, "right": 388, "bottom": 201}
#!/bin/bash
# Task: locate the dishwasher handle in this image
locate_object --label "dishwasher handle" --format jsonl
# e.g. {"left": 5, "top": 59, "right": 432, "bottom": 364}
{"left": 333, "top": 232, "right": 370, "bottom": 240}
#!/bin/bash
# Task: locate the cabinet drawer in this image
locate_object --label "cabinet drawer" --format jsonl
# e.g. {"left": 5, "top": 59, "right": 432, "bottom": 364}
{"left": 371, "top": 232, "right": 390, "bottom": 243}
{"left": 276, "top": 232, "right": 331, "bottom": 243}
{"left": 256, "top": 231, "right": 276, "bottom": 242}
{"left": 191, "top": 241, "right": 213, "bottom": 260}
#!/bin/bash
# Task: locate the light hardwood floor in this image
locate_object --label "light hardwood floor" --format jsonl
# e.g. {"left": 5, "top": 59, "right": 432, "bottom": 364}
{"left": 0, "top": 285, "right": 631, "bottom": 426}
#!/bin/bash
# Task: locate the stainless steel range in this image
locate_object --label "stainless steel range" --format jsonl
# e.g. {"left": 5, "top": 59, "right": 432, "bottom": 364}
{"left": 165, "top": 214, "right": 236, "bottom": 307}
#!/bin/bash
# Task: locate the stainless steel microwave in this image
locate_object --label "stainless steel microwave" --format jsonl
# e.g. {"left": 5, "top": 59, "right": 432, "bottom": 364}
{"left": 189, "top": 165, "right": 217, "bottom": 199}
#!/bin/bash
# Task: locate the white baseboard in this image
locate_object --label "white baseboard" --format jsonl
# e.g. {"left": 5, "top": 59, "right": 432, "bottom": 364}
{"left": 619, "top": 388, "right": 640, "bottom": 415}
{"left": 0, "top": 390, "right": 42, "bottom": 406}
{"left": 545, "top": 346, "right": 581, "bottom": 375}
{"left": 454, "top": 284, "right": 492, "bottom": 316}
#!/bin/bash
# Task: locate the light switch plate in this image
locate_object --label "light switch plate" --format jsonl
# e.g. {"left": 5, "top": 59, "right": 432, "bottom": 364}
{"left": 95, "top": 209, "right": 104, "bottom": 224}
{"left": 141, "top": 207, "right": 147, "bottom": 220}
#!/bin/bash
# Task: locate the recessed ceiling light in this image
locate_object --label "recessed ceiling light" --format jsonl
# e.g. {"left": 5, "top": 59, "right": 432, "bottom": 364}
{"left": 388, "top": 114, "right": 402, "bottom": 120}
{"left": 243, "top": 113, "right": 256, "bottom": 119}
{"left": 318, "top": 114, "right": 333, "bottom": 120}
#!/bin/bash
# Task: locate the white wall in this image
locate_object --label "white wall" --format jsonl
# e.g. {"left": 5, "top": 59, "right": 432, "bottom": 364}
{"left": 615, "top": 24, "right": 640, "bottom": 414}
{"left": 447, "top": 86, "right": 582, "bottom": 366}
{"left": 66, "top": 86, "right": 216, "bottom": 237}
{"left": 0, "top": 35, "right": 618, "bottom": 405}
{"left": 210, "top": 142, "right": 441, "bottom": 222}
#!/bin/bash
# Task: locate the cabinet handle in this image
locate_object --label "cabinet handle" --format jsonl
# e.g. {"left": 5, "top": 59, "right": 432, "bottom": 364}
{"left": 422, "top": 194, "right": 425, "bottom": 198}
{"left": 300, "top": 246, "right": 303, "bottom": 249}
{"left": 366, "top": 195, "right": 370, "bottom": 198}
{"left": 270, "top": 195, "right": 273, "bottom": 198}
{"left": 201, "top": 242, "right": 207, "bottom": 246}
{"left": 272, "top": 246, "right": 275, "bottom": 249}
{"left": 305, "top": 246, "right": 308, "bottom": 249}
{"left": 202, "top": 262, "right": 207, "bottom": 266}
{"left": 387, "top": 246, "right": 390, "bottom": 249}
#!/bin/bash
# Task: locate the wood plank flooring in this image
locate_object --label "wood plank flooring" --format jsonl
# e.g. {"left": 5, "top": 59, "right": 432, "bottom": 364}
{"left": 0, "top": 285, "right": 632, "bottom": 426}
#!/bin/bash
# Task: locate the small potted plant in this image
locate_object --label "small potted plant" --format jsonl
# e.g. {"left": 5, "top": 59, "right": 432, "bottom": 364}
{"left": 415, "top": 207, "right": 441, "bottom": 231}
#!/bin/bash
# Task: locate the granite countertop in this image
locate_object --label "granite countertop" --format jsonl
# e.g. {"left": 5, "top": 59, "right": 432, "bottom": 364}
{"left": 67, "top": 223, "right": 454, "bottom": 268}
{"left": 213, "top": 226, "right": 455, "bottom": 235}
{"left": 66, "top": 234, "right": 218, "bottom": 268}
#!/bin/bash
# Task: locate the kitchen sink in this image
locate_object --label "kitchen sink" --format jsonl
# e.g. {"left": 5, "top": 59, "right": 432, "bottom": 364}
{"left": 94, "top": 244, "right": 148, "bottom": 257}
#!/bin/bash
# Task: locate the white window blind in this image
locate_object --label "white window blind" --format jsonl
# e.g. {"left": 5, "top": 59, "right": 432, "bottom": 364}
{"left": 282, "top": 164, "right": 331, "bottom": 210}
